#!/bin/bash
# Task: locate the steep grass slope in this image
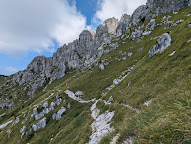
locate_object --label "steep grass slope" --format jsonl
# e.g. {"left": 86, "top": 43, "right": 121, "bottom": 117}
{"left": 0, "top": 7, "right": 191, "bottom": 144}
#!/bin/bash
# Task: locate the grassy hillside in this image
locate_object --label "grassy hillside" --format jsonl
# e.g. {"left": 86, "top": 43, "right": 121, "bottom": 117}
{"left": 0, "top": 7, "right": 191, "bottom": 144}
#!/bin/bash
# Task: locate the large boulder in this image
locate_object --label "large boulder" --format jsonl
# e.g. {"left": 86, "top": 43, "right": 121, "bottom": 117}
{"left": 145, "top": 19, "right": 156, "bottom": 31}
{"left": 52, "top": 107, "right": 66, "bottom": 120}
{"left": 149, "top": 33, "right": 171, "bottom": 56}
{"left": 32, "top": 117, "right": 46, "bottom": 131}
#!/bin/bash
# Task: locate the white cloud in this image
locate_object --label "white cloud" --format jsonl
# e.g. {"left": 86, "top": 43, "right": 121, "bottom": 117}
{"left": 5, "top": 66, "right": 18, "bottom": 74}
{"left": 93, "top": 0, "right": 147, "bottom": 24}
{"left": 0, "top": 0, "right": 86, "bottom": 56}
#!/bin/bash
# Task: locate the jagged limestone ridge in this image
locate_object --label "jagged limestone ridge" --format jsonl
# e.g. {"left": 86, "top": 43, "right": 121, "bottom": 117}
{"left": 11, "top": 0, "right": 191, "bottom": 91}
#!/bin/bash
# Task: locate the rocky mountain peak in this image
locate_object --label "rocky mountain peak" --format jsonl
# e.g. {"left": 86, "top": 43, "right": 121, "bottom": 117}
{"left": 10, "top": 0, "right": 191, "bottom": 94}
{"left": 120, "top": 14, "right": 131, "bottom": 23}
{"left": 89, "top": 30, "right": 96, "bottom": 40}
{"left": 102, "top": 17, "right": 119, "bottom": 34}
{"left": 79, "top": 30, "right": 94, "bottom": 48}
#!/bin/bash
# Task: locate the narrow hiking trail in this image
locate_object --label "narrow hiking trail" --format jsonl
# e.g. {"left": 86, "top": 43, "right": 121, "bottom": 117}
{"left": 64, "top": 90, "right": 140, "bottom": 113}
{"left": 64, "top": 90, "right": 140, "bottom": 144}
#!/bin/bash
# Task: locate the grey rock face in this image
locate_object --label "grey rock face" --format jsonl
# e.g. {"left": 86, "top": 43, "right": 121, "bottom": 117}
{"left": 131, "top": 0, "right": 190, "bottom": 26}
{"left": 103, "top": 17, "right": 119, "bottom": 34}
{"left": 12, "top": 15, "right": 120, "bottom": 90}
{"left": 55, "top": 98, "right": 62, "bottom": 106}
{"left": 149, "top": 33, "right": 171, "bottom": 56}
{"left": 132, "top": 5, "right": 150, "bottom": 25}
{"left": 116, "top": 14, "right": 131, "bottom": 36}
{"left": 77, "top": 30, "right": 94, "bottom": 57}
{"left": 95, "top": 25, "right": 109, "bottom": 44}
{"left": 12, "top": 34, "right": 92, "bottom": 88}
{"left": 79, "top": 30, "right": 94, "bottom": 48}
{"left": 11, "top": 0, "right": 190, "bottom": 91}
{"left": 32, "top": 98, "right": 64, "bottom": 120}
{"left": 147, "top": 0, "right": 190, "bottom": 14}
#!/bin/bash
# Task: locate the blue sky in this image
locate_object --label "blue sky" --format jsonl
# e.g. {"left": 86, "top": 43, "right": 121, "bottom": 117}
{"left": 75, "top": 0, "right": 97, "bottom": 25}
{"left": 0, "top": 0, "right": 146, "bottom": 76}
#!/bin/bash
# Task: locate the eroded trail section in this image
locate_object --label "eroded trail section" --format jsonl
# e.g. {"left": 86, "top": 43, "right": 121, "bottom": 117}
{"left": 88, "top": 101, "right": 115, "bottom": 144}
{"left": 65, "top": 90, "right": 96, "bottom": 103}
{"left": 64, "top": 90, "right": 140, "bottom": 113}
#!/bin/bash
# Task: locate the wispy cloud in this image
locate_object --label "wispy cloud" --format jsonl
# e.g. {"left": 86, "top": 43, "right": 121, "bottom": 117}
{"left": 92, "top": 0, "right": 147, "bottom": 24}
{"left": 5, "top": 66, "right": 18, "bottom": 75}
{"left": 0, "top": 0, "right": 87, "bottom": 56}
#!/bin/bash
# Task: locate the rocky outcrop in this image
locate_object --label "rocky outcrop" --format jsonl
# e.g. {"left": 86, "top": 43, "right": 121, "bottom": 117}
{"left": 103, "top": 17, "right": 119, "bottom": 34}
{"left": 0, "top": 120, "right": 13, "bottom": 129}
{"left": 99, "top": 63, "right": 105, "bottom": 70}
{"left": 145, "top": 19, "right": 156, "bottom": 31}
{"left": 52, "top": 107, "right": 66, "bottom": 120}
{"left": 132, "top": 5, "right": 150, "bottom": 25}
{"left": 94, "top": 25, "right": 109, "bottom": 45}
{"left": 13, "top": 117, "right": 19, "bottom": 125}
{"left": 75, "top": 91, "right": 84, "bottom": 96}
{"left": 149, "top": 33, "right": 172, "bottom": 56}
{"left": 0, "top": 100, "right": 14, "bottom": 109}
{"left": 131, "top": 0, "right": 191, "bottom": 25}
{"left": 77, "top": 30, "right": 94, "bottom": 57}
{"left": 116, "top": 14, "right": 131, "bottom": 36}
{"left": 12, "top": 19, "right": 117, "bottom": 88}
{"left": 20, "top": 125, "right": 26, "bottom": 138}
{"left": 147, "top": 0, "right": 190, "bottom": 14}
{"left": 12, "top": 32, "right": 92, "bottom": 88}
{"left": 31, "top": 97, "right": 64, "bottom": 120}
{"left": 32, "top": 117, "right": 46, "bottom": 131}
{"left": 131, "top": 29, "right": 143, "bottom": 40}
